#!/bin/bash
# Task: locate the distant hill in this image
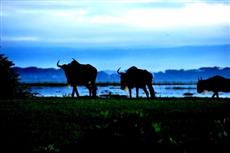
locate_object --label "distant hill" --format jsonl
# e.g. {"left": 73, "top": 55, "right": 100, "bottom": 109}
{"left": 14, "top": 66, "right": 230, "bottom": 84}
{"left": 154, "top": 67, "right": 230, "bottom": 83}
{"left": 14, "top": 67, "right": 120, "bottom": 83}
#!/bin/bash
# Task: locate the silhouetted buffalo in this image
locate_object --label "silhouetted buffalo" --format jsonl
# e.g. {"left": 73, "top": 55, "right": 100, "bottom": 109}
{"left": 117, "top": 66, "right": 155, "bottom": 98}
{"left": 57, "top": 59, "right": 97, "bottom": 97}
{"left": 197, "top": 75, "right": 230, "bottom": 98}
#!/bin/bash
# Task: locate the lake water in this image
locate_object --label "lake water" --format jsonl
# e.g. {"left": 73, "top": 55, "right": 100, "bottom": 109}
{"left": 31, "top": 85, "right": 230, "bottom": 98}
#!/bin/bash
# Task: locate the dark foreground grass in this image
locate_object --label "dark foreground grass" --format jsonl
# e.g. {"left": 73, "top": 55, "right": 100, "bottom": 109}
{"left": 1, "top": 97, "right": 230, "bottom": 153}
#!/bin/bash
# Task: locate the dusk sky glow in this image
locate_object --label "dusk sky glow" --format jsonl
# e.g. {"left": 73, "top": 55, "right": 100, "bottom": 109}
{"left": 1, "top": 0, "right": 230, "bottom": 72}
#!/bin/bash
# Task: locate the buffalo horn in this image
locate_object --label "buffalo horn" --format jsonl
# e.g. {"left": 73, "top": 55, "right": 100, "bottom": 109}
{"left": 57, "top": 60, "right": 62, "bottom": 68}
{"left": 117, "top": 67, "right": 122, "bottom": 75}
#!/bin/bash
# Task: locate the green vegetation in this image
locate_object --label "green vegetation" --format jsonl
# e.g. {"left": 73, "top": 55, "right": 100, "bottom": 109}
{"left": 1, "top": 98, "right": 230, "bottom": 152}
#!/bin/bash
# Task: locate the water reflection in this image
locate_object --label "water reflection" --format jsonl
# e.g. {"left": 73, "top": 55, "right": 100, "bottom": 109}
{"left": 31, "top": 85, "right": 230, "bottom": 98}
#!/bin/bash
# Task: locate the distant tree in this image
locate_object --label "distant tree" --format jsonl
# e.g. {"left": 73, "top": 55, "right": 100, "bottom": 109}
{"left": 0, "top": 54, "right": 31, "bottom": 99}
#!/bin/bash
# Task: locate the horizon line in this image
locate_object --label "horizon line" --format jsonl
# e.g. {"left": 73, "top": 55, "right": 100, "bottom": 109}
{"left": 14, "top": 66, "right": 230, "bottom": 73}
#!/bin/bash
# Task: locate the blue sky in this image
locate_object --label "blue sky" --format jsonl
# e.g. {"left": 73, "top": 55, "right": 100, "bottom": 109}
{"left": 1, "top": 0, "right": 230, "bottom": 71}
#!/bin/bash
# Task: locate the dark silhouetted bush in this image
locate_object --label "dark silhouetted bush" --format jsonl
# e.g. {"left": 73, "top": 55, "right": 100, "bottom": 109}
{"left": 0, "top": 54, "right": 31, "bottom": 99}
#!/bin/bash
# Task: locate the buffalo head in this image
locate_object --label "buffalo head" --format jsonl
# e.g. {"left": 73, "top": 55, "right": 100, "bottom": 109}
{"left": 197, "top": 78, "right": 205, "bottom": 93}
{"left": 117, "top": 68, "right": 128, "bottom": 90}
{"left": 57, "top": 60, "right": 72, "bottom": 84}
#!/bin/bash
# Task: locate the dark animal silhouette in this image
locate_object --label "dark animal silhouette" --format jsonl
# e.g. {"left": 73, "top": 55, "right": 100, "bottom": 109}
{"left": 57, "top": 58, "right": 97, "bottom": 97}
{"left": 117, "top": 66, "right": 155, "bottom": 98}
{"left": 197, "top": 75, "right": 230, "bottom": 98}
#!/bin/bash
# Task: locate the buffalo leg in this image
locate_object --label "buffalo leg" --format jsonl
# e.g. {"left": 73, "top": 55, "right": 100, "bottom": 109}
{"left": 143, "top": 87, "right": 149, "bottom": 98}
{"left": 72, "top": 86, "right": 77, "bottom": 97}
{"left": 214, "top": 92, "right": 219, "bottom": 98}
{"left": 212, "top": 93, "right": 215, "bottom": 98}
{"left": 136, "top": 87, "right": 139, "bottom": 98}
{"left": 129, "top": 88, "right": 132, "bottom": 98}
{"left": 86, "top": 84, "right": 92, "bottom": 96}
{"left": 212, "top": 92, "right": 219, "bottom": 98}
{"left": 216, "top": 92, "right": 219, "bottom": 98}
{"left": 72, "top": 87, "right": 75, "bottom": 97}
{"left": 74, "top": 86, "right": 80, "bottom": 97}
{"left": 88, "top": 88, "right": 92, "bottom": 97}
{"left": 92, "top": 83, "right": 97, "bottom": 97}
{"left": 87, "top": 83, "right": 97, "bottom": 97}
{"left": 147, "top": 84, "right": 155, "bottom": 98}
{"left": 89, "top": 82, "right": 97, "bottom": 97}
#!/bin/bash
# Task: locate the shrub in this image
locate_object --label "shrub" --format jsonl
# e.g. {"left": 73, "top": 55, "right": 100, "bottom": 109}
{"left": 0, "top": 54, "right": 31, "bottom": 99}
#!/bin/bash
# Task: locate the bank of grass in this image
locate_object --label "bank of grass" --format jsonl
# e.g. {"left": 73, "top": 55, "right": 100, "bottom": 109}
{"left": 1, "top": 98, "right": 230, "bottom": 152}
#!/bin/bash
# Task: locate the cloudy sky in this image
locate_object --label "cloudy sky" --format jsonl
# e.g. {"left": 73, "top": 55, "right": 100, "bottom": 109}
{"left": 1, "top": 0, "right": 230, "bottom": 71}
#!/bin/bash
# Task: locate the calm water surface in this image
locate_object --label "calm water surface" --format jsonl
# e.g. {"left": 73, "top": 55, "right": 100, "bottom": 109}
{"left": 31, "top": 85, "right": 230, "bottom": 98}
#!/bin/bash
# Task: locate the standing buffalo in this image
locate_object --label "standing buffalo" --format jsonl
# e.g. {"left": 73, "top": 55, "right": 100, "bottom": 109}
{"left": 57, "top": 59, "right": 97, "bottom": 97}
{"left": 117, "top": 66, "right": 155, "bottom": 98}
{"left": 197, "top": 75, "right": 230, "bottom": 98}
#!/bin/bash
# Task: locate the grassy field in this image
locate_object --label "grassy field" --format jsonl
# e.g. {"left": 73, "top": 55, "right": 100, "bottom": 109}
{"left": 1, "top": 97, "right": 230, "bottom": 153}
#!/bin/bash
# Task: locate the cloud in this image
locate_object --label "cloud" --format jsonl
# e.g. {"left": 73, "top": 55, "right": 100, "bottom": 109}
{"left": 3, "top": 0, "right": 229, "bottom": 27}
{"left": 2, "top": 0, "right": 230, "bottom": 47}
{"left": 2, "top": 36, "right": 40, "bottom": 42}
{"left": 88, "top": 2, "right": 230, "bottom": 29}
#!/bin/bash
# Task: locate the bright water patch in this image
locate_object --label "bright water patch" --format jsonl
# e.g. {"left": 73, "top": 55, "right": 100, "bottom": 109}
{"left": 31, "top": 85, "right": 230, "bottom": 98}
